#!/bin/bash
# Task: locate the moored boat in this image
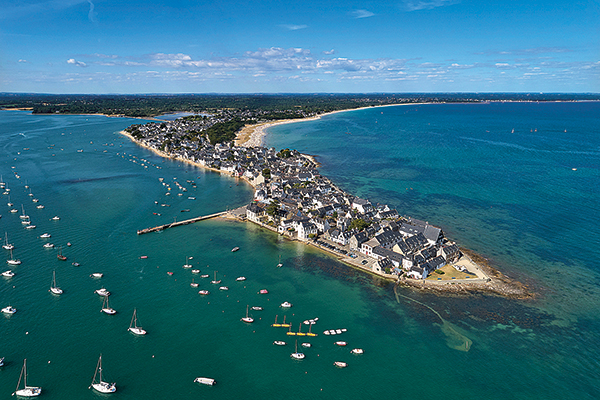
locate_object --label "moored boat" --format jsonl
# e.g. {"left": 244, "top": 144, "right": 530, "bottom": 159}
{"left": 194, "top": 377, "right": 216, "bottom": 386}
{"left": 290, "top": 340, "right": 305, "bottom": 360}
{"left": 95, "top": 288, "right": 110, "bottom": 296}
{"left": 2, "top": 305, "right": 16, "bottom": 314}
{"left": 235, "top": 276, "right": 246, "bottom": 281}
{"left": 273, "top": 340, "right": 286, "bottom": 346}
{"left": 241, "top": 305, "right": 254, "bottom": 323}
{"left": 335, "top": 341, "right": 347, "bottom": 346}
{"left": 128, "top": 308, "right": 147, "bottom": 335}
{"left": 334, "top": 361, "right": 348, "bottom": 368}
{"left": 89, "top": 354, "right": 116, "bottom": 393}
{"left": 101, "top": 296, "right": 116, "bottom": 315}
{"left": 198, "top": 290, "right": 210, "bottom": 295}
{"left": 280, "top": 301, "right": 292, "bottom": 308}
{"left": 231, "top": 246, "right": 239, "bottom": 252}
{"left": 351, "top": 348, "right": 364, "bottom": 354}
{"left": 50, "top": 270, "right": 63, "bottom": 295}
{"left": 210, "top": 271, "right": 221, "bottom": 284}
{"left": 13, "top": 359, "right": 42, "bottom": 397}
{"left": 2, "top": 270, "right": 15, "bottom": 277}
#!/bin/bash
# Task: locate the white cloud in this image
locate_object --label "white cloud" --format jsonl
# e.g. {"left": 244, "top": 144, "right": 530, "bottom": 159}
{"left": 351, "top": 9, "right": 375, "bottom": 19}
{"left": 322, "top": 49, "right": 335, "bottom": 55}
{"left": 67, "top": 58, "right": 87, "bottom": 67}
{"left": 280, "top": 24, "right": 308, "bottom": 31}
{"left": 18, "top": 59, "right": 28, "bottom": 63}
{"left": 401, "top": 0, "right": 460, "bottom": 12}
{"left": 87, "top": 0, "right": 97, "bottom": 23}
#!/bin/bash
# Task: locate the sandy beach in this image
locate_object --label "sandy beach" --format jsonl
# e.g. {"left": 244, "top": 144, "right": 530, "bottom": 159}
{"left": 235, "top": 103, "right": 422, "bottom": 147}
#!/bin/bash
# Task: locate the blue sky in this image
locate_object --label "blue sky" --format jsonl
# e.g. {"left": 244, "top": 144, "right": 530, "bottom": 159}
{"left": 1, "top": 0, "right": 599, "bottom": 93}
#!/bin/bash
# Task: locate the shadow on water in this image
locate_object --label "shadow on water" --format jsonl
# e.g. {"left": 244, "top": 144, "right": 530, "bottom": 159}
{"left": 393, "top": 283, "right": 473, "bottom": 352}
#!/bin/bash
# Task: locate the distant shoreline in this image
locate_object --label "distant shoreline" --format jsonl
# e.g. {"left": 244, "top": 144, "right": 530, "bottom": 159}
{"left": 235, "top": 103, "right": 426, "bottom": 147}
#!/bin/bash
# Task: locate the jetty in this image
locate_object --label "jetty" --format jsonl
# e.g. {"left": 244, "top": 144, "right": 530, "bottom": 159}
{"left": 137, "top": 211, "right": 226, "bottom": 235}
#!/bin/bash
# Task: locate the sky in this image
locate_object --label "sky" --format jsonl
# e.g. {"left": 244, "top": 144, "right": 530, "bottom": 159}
{"left": 1, "top": 0, "right": 599, "bottom": 94}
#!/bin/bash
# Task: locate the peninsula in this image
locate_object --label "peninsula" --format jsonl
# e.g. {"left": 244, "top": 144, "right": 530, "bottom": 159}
{"left": 121, "top": 106, "right": 532, "bottom": 299}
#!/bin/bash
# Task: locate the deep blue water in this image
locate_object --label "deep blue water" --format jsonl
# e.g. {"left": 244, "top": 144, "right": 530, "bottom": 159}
{"left": 0, "top": 104, "right": 599, "bottom": 399}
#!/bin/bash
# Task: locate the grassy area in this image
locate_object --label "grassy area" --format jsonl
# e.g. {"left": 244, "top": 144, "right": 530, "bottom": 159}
{"left": 426, "top": 264, "right": 473, "bottom": 281}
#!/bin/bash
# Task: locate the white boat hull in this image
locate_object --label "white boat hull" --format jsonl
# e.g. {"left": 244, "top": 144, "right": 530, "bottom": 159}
{"left": 14, "top": 386, "right": 42, "bottom": 397}
{"left": 128, "top": 327, "right": 147, "bottom": 335}
{"left": 194, "top": 377, "right": 216, "bottom": 386}
{"left": 92, "top": 382, "right": 116, "bottom": 393}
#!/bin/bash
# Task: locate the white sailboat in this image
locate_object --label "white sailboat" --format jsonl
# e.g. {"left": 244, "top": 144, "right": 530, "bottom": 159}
{"left": 277, "top": 254, "right": 283, "bottom": 268}
{"left": 101, "top": 296, "right": 116, "bottom": 315}
{"left": 241, "top": 305, "right": 254, "bottom": 323}
{"left": 7, "top": 249, "right": 21, "bottom": 265}
{"left": 290, "top": 340, "right": 305, "bottom": 360}
{"left": 19, "top": 205, "right": 29, "bottom": 220}
{"left": 183, "top": 256, "right": 192, "bottom": 268}
{"left": 89, "top": 354, "right": 116, "bottom": 393}
{"left": 12, "top": 359, "right": 42, "bottom": 397}
{"left": 128, "top": 308, "right": 147, "bottom": 335}
{"left": 49, "top": 270, "right": 63, "bottom": 295}
{"left": 210, "top": 270, "right": 221, "bottom": 284}
{"left": 3, "top": 233, "right": 14, "bottom": 250}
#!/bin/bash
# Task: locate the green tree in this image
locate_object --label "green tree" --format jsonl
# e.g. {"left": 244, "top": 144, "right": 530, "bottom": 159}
{"left": 262, "top": 168, "right": 271, "bottom": 179}
{"left": 348, "top": 218, "right": 370, "bottom": 231}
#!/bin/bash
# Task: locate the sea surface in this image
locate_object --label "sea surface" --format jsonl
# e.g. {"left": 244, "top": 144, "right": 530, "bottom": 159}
{"left": 0, "top": 103, "right": 599, "bottom": 399}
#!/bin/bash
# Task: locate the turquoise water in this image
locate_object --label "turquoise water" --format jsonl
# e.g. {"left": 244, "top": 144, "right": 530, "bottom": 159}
{"left": 0, "top": 105, "right": 599, "bottom": 399}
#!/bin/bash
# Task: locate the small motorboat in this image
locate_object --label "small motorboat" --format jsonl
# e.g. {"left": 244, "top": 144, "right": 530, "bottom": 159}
{"left": 351, "top": 348, "right": 364, "bottom": 354}
{"left": 335, "top": 341, "right": 347, "bottom": 347}
{"left": 301, "top": 342, "right": 312, "bottom": 348}
{"left": 231, "top": 247, "right": 239, "bottom": 252}
{"left": 200, "top": 274, "right": 209, "bottom": 278}
{"left": 194, "top": 377, "right": 216, "bottom": 386}
{"left": 280, "top": 302, "right": 292, "bottom": 308}
{"left": 235, "top": 276, "right": 246, "bottom": 281}
{"left": 192, "top": 269, "right": 200, "bottom": 274}
{"left": 72, "top": 262, "right": 80, "bottom": 267}
{"left": 273, "top": 341, "right": 286, "bottom": 346}
{"left": 1, "top": 306, "right": 16, "bottom": 314}
{"left": 259, "top": 289, "right": 269, "bottom": 294}
{"left": 167, "top": 271, "right": 174, "bottom": 276}
{"left": 91, "top": 273, "right": 103, "bottom": 278}
{"left": 140, "top": 255, "right": 148, "bottom": 259}
{"left": 190, "top": 281, "right": 199, "bottom": 288}
{"left": 198, "top": 290, "right": 210, "bottom": 295}
{"left": 43, "top": 243, "right": 54, "bottom": 249}
{"left": 25, "top": 224, "right": 36, "bottom": 230}
{"left": 95, "top": 288, "right": 110, "bottom": 297}
{"left": 334, "top": 361, "right": 348, "bottom": 368}
{"left": 40, "top": 233, "right": 51, "bottom": 238}
{"left": 2, "top": 270, "right": 14, "bottom": 277}
{"left": 251, "top": 306, "right": 263, "bottom": 311}
{"left": 219, "top": 286, "right": 229, "bottom": 291}
{"left": 51, "top": 216, "right": 60, "bottom": 220}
